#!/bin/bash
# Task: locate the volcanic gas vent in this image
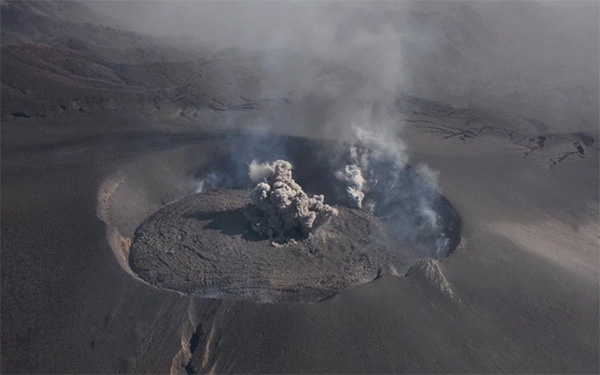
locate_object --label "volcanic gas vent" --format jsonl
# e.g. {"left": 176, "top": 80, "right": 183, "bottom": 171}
{"left": 130, "top": 189, "right": 398, "bottom": 303}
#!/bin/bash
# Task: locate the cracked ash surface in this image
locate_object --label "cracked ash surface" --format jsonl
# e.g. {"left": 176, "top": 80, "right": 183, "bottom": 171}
{"left": 130, "top": 189, "right": 403, "bottom": 302}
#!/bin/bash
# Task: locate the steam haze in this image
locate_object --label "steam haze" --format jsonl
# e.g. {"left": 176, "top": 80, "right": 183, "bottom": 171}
{"left": 88, "top": 0, "right": 599, "bottom": 134}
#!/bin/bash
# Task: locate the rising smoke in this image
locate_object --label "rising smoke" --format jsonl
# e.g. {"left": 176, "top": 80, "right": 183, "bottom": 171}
{"left": 84, "top": 1, "right": 592, "bottom": 258}
{"left": 335, "top": 127, "right": 407, "bottom": 209}
{"left": 88, "top": 1, "right": 598, "bottom": 134}
{"left": 245, "top": 160, "right": 338, "bottom": 241}
{"left": 194, "top": 171, "right": 232, "bottom": 194}
{"left": 188, "top": 128, "right": 451, "bottom": 256}
{"left": 334, "top": 163, "right": 366, "bottom": 209}
{"left": 329, "top": 126, "right": 453, "bottom": 258}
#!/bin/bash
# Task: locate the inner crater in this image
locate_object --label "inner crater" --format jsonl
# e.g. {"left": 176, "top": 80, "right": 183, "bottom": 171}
{"left": 130, "top": 189, "right": 397, "bottom": 302}
{"left": 99, "top": 131, "right": 461, "bottom": 303}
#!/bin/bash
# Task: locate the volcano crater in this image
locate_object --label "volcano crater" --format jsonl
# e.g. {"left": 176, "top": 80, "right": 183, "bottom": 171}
{"left": 99, "top": 132, "right": 461, "bottom": 303}
{"left": 130, "top": 189, "right": 398, "bottom": 302}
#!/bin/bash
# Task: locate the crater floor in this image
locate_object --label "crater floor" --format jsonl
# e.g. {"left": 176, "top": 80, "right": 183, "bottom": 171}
{"left": 130, "top": 189, "right": 404, "bottom": 302}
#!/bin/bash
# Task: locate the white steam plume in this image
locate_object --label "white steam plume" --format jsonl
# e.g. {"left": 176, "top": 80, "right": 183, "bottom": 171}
{"left": 194, "top": 171, "right": 231, "bottom": 193}
{"left": 335, "top": 127, "right": 408, "bottom": 210}
{"left": 334, "top": 163, "right": 366, "bottom": 209}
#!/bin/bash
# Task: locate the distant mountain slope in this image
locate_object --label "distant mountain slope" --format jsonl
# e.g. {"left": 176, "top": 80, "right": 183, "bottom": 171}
{"left": 0, "top": 1, "right": 250, "bottom": 120}
{"left": 0, "top": 0, "right": 133, "bottom": 46}
{"left": 2, "top": 0, "right": 110, "bottom": 24}
{"left": 0, "top": 40, "right": 273, "bottom": 121}
{"left": 0, "top": 1, "right": 350, "bottom": 122}
{"left": 1, "top": 0, "right": 597, "bottom": 133}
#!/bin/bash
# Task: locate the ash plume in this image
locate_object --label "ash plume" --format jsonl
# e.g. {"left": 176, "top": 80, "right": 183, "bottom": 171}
{"left": 245, "top": 160, "right": 338, "bottom": 241}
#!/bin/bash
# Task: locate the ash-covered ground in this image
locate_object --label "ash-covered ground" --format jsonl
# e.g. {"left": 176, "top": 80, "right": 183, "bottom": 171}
{"left": 131, "top": 189, "right": 394, "bottom": 302}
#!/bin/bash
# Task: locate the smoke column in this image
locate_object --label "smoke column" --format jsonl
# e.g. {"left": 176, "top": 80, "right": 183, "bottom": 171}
{"left": 245, "top": 160, "right": 338, "bottom": 241}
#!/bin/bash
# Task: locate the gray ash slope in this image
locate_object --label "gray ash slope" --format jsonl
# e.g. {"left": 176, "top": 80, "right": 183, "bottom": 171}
{"left": 130, "top": 189, "right": 398, "bottom": 302}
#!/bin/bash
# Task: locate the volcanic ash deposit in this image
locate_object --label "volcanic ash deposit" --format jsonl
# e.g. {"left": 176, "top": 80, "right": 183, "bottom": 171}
{"left": 129, "top": 189, "right": 398, "bottom": 302}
